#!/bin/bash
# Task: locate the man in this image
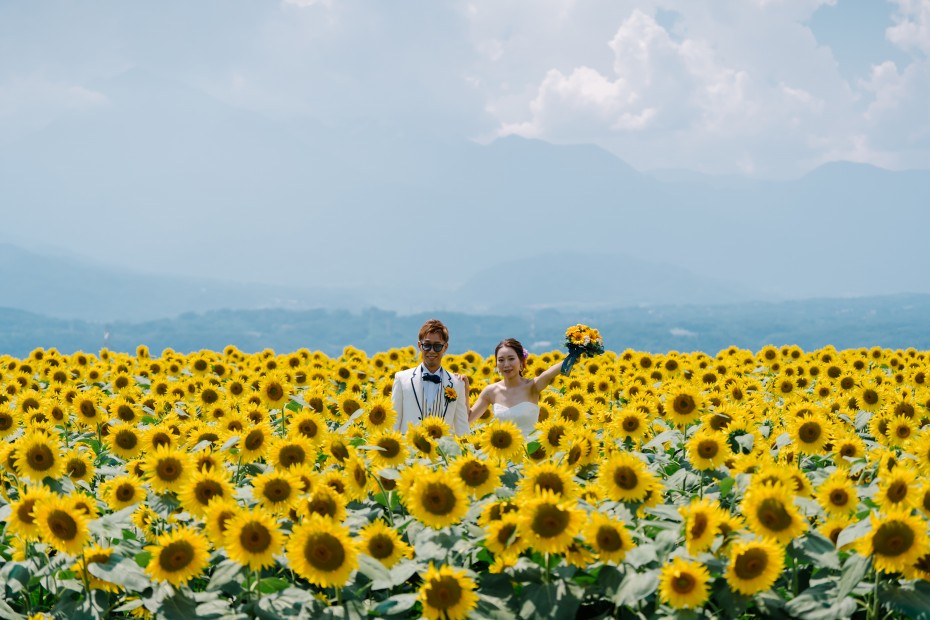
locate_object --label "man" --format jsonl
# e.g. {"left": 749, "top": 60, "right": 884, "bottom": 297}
{"left": 392, "top": 319, "right": 469, "bottom": 436}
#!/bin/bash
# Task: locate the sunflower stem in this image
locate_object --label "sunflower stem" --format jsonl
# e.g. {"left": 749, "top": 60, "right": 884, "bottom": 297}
{"left": 870, "top": 566, "right": 881, "bottom": 620}
{"left": 279, "top": 406, "right": 287, "bottom": 437}
{"left": 372, "top": 473, "right": 395, "bottom": 527}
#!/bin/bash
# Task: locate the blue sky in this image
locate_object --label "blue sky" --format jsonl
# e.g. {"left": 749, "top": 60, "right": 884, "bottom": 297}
{"left": 1, "top": 0, "right": 928, "bottom": 178}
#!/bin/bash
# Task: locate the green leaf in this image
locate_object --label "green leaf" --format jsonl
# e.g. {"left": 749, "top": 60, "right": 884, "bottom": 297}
{"left": 88, "top": 557, "right": 153, "bottom": 592}
{"left": 257, "top": 577, "right": 290, "bottom": 594}
{"left": 784, "top": 584, "right": 857, "bottom": 620}
{"left": 611, "top": 568, "right": 659, "bottom": 608}
{"left": 206, "top": 559, "right": 243, "bottom": 592}
{"left": 644, "top": 429, "right": 679, "bottom": 451}
{"left": 373, "top": 593, "right": 420, "bottom": 615}
{"left": 526, "top": 441, "right": 541, "bottom": 455}
{"left": 881, "top": 580, "right": 930, "bottom": 620}
{"left": 796, "top": 532, "right": 841, "bottom": 571}
{"left": 135, "top": 551, "right": 153, "bottom": 567}
{"left": 836, "top": 517, "right": 872, "bottom": 549}
{"left": 357, "top": 553, "right": 392, "bottom": 590}
{"left": 836, "top": 553, "right": 870, "bottom": 600}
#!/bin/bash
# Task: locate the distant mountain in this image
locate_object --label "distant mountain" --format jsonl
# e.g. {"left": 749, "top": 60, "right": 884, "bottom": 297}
{"left": 450, "top": 251, "right": 772, "bottom": 313}
{"left": 2, "top": 68, "right": 929, "bottom": 300}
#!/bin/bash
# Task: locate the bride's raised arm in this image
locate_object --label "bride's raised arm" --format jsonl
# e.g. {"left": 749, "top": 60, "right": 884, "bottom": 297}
{"left": 530, "top": 360, "right": 570, "bottom": 397}
{"left": 458, "top": 375, "right": 494, "bottom": 425}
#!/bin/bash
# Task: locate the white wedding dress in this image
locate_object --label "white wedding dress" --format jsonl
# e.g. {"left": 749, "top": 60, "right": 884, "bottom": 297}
{"left": 492, "top": 402, "right": 540, "bottom": 438}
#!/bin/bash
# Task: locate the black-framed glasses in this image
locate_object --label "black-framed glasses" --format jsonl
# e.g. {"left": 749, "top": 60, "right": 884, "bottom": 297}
{"left": 419, "top": 341, "right": 445, "bottom": 352}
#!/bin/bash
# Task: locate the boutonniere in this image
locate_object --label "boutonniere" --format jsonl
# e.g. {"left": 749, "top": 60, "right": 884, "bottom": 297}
{"left": 444, "top": 386, "right": 458, "bottom": 402}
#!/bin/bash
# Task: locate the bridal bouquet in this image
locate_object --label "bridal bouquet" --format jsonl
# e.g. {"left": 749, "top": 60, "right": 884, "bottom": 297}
{"left": 562, "top": 324, "right": 605, "bottom": 375}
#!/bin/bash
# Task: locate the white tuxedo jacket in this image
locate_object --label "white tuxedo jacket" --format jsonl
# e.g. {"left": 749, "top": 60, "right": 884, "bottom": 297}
{"left": 392, "top": 365, "right": 469, "bottom": 436}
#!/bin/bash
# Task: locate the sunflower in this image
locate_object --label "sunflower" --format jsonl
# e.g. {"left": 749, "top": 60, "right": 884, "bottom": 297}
{"left": 418, "top": 563, "right": 479, "bottom": 620}
{"left": 142, "top": 425, "right": 177, "bottom": 453}
{"left": 267, "top": 436, "right": 313, "bottom": 470}
{"left": 480, "top": 419, "right": 524, "bottom": 461}
{"left": 483, "top": 514, "right": 529, "bottom": 559}
{"left": 659, "top": 556, "right": 711, "bottom": 610}
{"left": 453, "top": 455, "right": 502, "bottom": 499}
{"left": 875, "top": 466, "right": 919, "bottom": 512}
{"left": 222, "top": 508, "right": 283, "bottom": 570}
{"left": 815, "top": 471, "right": 858, "bottom": 517}
{"left": 368, "top": 431, "right": 408, "bottom": 468}
{"left": 259, "top": 371, "right": 292, "bottom": 410}
{"left": 406, "top": 426, "right": 438, "bottom": 460}
{"left": 536, "top": 418, "right": 571, "bottom": 453}
{"left": 786, "top": 413, "right": 830, "bottom": 454}
{"left": 286, "top": 515, "right": 358, "bottom": 587}
{"left": 7, "top": 485, "right": 55, "bottom": 539}
{"left": 204, "top": 499, "right": 241, "bottom": 546}
{"left": 72, "top": 545, "right": 120, "bottom": 593}
{"left": 886, "top": 414, "right": 919, "bottom": 448}
{"left": 420, "top": 417, "right": 451, "bottom": 441}
{"left": 236, "top": 422, "right": 275, "bottom": 464}
{"left": 252, "top": 469, "right": 302, "bottom": 516}
{"left": 13, "top": 432, "right": 63, "bottom": 482}
{"left": 101, "top": 475, "right": 147, "bottom": 511}
{"left": 142, "top": 446, "right": 194, "bottom": 494}
{"left": 583, "top": 512, "right": 635, "bottom": 564}
{"left": 741, "top": 483, "right": 808, "bottom": 544}
{"left": 725, "top": 538, "right": 785, "bottom": 595}
{"left": 680, "top": 498, "right": 725, "bottom": 555}
{"left": 34, "top": 495, "right": 90, "bottom": 556}
{"left": 665, "top": 384, "right": 703, "bottom": 427}
{"left": 105, "top": 424, "right": 144, "bottom": 460}
{"left": 611, "top": 404, "right": 651, "bottom": 444}
{"left": 298, "top": 485, "right": 348, "bottom": 522}
{"left": 72, "top": 389, "right": 106, "bottom": 429}
{"left": 178, "top": 469, "right": 235, "bottom": 517}
{"left": 519, "top": 489, "right": 584, "bottom": 555}
{"left": 358, "top": 519, "right": 413, "bottom": 568}
{"left": 686, "top": 429, "right": 731, "bottom": 471}
{"left": 403, "top": 468, "right": 469, "bottom": 529}
{"left": 286, "top": 410, "right": 329, "bottom": 447}
{"left": 62, "top": 448, "right": 95, "bottom": 485}
{"left": 517, "top": 461, "right": 579, "bottom": 501}
{"left": 342, "top": 455, "right": 371, "bottom": 502}
{"left": 144, "top": 526, "right": 211, "bottom": 586}
{"left": 832, "top": 431, "right": 866, "bottom": 467}
{"left": 360, "top": 396, "right": 396, "bottom": 431}
{"left": 859, "top": 510, "right": 930, "bottom": 574}
{"left": 597, "top": 452, "right": 657, "bottom": 503}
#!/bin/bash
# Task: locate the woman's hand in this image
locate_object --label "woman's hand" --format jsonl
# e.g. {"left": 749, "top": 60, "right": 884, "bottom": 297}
{"left": 455, "top": 373, "right": 471, "bottom": 393}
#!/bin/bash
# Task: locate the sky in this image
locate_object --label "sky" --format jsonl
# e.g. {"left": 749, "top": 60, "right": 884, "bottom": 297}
{"left": 0, "top": 0, "right": 929, "bottom": 302}
{"left": 1, "top": 0, "right": 928, "bottom": 178}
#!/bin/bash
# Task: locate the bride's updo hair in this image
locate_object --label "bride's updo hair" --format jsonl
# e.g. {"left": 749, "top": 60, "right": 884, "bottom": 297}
{"left": 495, "top": 338, "right": 528, "bottom": 374}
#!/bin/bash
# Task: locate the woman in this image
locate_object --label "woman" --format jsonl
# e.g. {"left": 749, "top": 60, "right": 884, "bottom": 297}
{"left": 461, "top": 338, "right": 576, "bottom": 437}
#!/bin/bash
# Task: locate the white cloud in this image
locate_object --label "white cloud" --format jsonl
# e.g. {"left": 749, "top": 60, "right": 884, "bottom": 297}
{"left": 887, "top": 0, "right": 930, "bottom": 55}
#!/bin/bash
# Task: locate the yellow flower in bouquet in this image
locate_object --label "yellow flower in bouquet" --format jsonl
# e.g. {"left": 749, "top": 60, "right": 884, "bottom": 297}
{"left": 564, "top": 324, "right": 605, "bottom": 354}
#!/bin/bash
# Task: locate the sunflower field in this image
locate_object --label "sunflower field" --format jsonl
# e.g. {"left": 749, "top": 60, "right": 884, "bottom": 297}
{"left": 2, "top": 343, "right": 930, "bottom": 620}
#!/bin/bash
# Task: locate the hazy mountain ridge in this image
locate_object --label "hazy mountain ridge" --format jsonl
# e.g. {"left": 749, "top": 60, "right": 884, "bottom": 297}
{"left": 2, "top": 69, "right": 928, "bottom": 299}
{"left": 2, "top": 294, "right": 929, "bottom": 359}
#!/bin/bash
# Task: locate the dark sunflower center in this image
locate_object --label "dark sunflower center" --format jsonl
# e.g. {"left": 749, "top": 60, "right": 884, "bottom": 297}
{"left": 368, "top": 407, "right": 386, "bottom": 425}
{"left": 151, "top": 433, "right": 172, "bottom": 449}
{"left": 304, "top": 533, "right": 346, "bottom": 572}
{"left": 27, "top": 444, "right": 55, "bottom": 471}
{"left": 297, "top": 419, "right": 319, "bottom": 438}
{"left": 413, "top": 435, "right": 433, "bottom": 455}
{"left": 496, "top": 522, "right": 517, "bottom": 546}
{"left": 368, "top": 533, "right": 394, "bottom": 559}
{"left": 331, "top": 441, "right": 350, "bottom": 461}
{"left": 799, "top": 422, "right": 821, "bottom": 443}
{"left": 673, "top": 395, "right": 696, "bottom": 415}
{"left": 872, "top": 521, "right": 915, "bottom": 557}
{"left": 613, "top": 466, "right": 638, "bottom": 490}
{"left": 244, "top": 429, "right": 265, "bottom": 451}
{"left": 47, "top": 509, "right": 78, "bottom": 541}
{"left": 279, "top": 445, "right": 306, "bottom": 467}
{"left": 116, "top": 483, "right": 137, "bottom": 502}
{"left": 886, "top": 481, "right": 908, "bottom": 503}
{"left": 0, "top": 413, "right": 14, "bottom": 430}
{"left": 863, "top": 389, "right": 879, "bottom": 405}
{"left": 829, "top": 489, "right": 849, "bottom": 507}
{"left": 194, "top": 480, "right": 224, "bottom": 505}
{"left": 456, "top": 461, "right": 489, "bottom": 488}
{"left": 425, "top": 575, "right": 463, "bottom": 610}
{"left": 756, "top": 498, "right": 793, "bottom": 532}
{"left": 265, "top": 383, "right": 284, "bottom": 402}
{"left": 116, "top": 430, "right": 138, "bottom": 450}
{"left": 308, "top": 495, "right": 338, "bottom": 518}
{"left": 378, "top": 438, "right": 400, "bottom": 458}
{"left": 421, "top": 482, "right": 457, "bottom": 516}
{"left": 263, "top": 479, "right": 292, "bottom": 503}
{"left": 622, "top": 417, "right": 640, "bottom": 432}
{"left": 896, "top": 425, "right": 911, "bottom": 439}
{"left": 546, "top": 426, "right": 566, "bottom": 447}
{"left": 531, "top": 503, "right": 569, "bottom": 538}
{"left": 673, "top": 572, "right": 697, "bottom": 594}
{"left": 490, "top": 430, "right": 514, "bottom": 449}
{"left": 79, "top": 401, "right": 96, "bottom": 418}
{"left": 67, "top": 459, "right": 87, "bottom": 478}
{"left": 690, "top": 512, "right": 708, "bottom": 539}
{"left": 240, "top": 522, "right": 271, "bottom": 553}
{"left": 733, "top": 548, "right": 768, "bottom": 579}
{"left": 534, "top": 472, "right": 565, "bottom": 495}
{"left": 156, "top": 457, "right": 182, "bottom": 482}
{"left": 160, "top": 540, "right": 195, "bottom": 571}
{"left": 18, "top": 499, "right": 37, "bottom": 524}
{"left": 597, "top": 525, "right": 623, "bottom": 552}
{"left": 201, "top": 389, "right": 219, "bottom": 405}
{"left": 698, "top": 440, "right": 719, "bottom": 459}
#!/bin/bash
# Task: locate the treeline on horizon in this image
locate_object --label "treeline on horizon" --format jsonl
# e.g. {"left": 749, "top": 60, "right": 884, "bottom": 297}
{"left": 2, "top": 294, "right": 930, "bottom": 358}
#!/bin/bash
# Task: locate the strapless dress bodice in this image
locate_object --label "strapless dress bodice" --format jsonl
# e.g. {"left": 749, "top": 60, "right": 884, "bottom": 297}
{"left": 492, "top": 402, "right": 540, "bottom": 437}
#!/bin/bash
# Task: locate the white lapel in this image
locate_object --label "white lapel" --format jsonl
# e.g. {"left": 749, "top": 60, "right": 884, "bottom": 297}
{"left": 409, "top": 365, "right": 424, "bottom": 417}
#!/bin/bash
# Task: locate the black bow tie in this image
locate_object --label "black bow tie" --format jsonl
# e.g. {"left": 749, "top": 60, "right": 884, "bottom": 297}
{"left": 422, "top": 372, "right": 441, "bottom": 384}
